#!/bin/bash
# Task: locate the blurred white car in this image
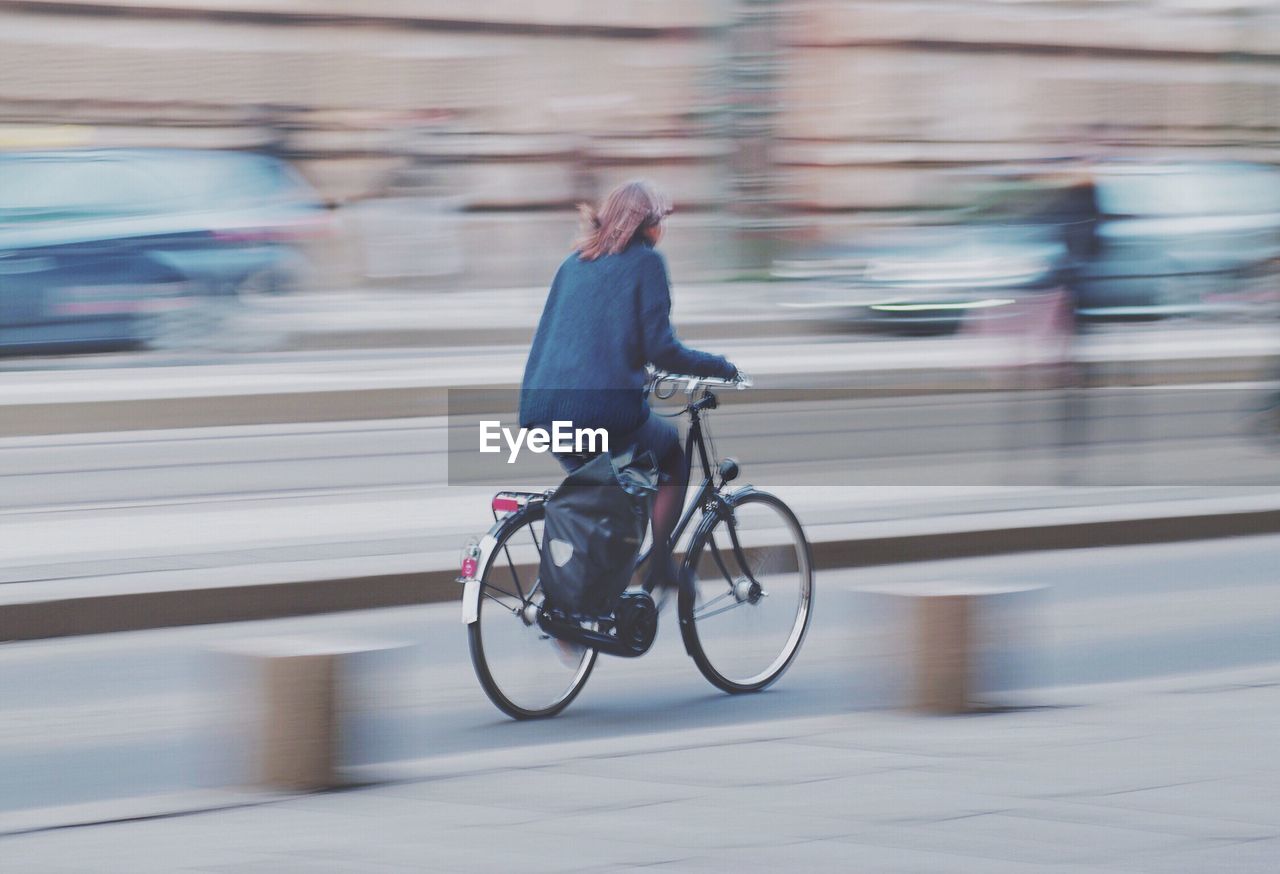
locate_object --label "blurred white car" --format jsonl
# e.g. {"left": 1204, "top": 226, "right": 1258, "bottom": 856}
{"left": 776, "top": 161, "right": 1280, "bottom": 333}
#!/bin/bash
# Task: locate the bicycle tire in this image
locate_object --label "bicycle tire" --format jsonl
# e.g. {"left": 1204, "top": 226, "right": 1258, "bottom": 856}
{"left": 678, "top": 489, "right": 814, "bottom": 694}
{"left": 468, "top": 503, "right": 597, "bottom": 719}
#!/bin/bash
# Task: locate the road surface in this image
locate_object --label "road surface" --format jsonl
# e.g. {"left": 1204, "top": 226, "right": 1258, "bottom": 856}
{"left": 2, "top": 535, "right": 1278, "bottom": 814}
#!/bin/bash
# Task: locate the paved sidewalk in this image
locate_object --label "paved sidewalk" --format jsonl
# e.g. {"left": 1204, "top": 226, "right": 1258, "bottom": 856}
{"left": 6, "top": 664, "right": 1279, "bottom": 872}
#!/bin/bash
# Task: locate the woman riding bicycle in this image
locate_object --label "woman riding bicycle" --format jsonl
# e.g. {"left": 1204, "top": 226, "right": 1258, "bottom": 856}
{"left": 519, "top": 180, "right": 738, "bottom": 594}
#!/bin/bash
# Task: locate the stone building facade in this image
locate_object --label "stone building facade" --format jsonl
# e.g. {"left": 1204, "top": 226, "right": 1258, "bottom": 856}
{"left": 1, "top": 0, "right": 1277, "bottom": 286}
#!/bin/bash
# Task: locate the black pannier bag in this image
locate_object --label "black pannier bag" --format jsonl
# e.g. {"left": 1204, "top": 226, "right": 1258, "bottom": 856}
{"left": 538, "top": 448, "right": 659, "bottom": 618}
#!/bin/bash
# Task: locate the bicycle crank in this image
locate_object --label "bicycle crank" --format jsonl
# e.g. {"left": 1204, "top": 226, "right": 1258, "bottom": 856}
{"left": 537, "top": 591, "right": 658, "bottom": 658}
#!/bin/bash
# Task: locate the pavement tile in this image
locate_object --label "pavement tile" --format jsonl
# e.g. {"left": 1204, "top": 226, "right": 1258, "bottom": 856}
{"left": 922, "top": 810, "right": 1207, "bottom": 860}
{"left": 4, "top": 802, "right": 669, "bottom": 874}
{"left": 791, "top": 712, "right": 1134, "bottom": 762}
{"left": 1119, "top": 836, "right": 1280, "bottom": 874}
{"left": 594, "top": 858, "right": 778, "bottom": 874}
{"left": 374, "top": 767, "right": 707, "bottom": 817}
{"left": 739, "top": 771, "right": 1020, "bottom": 824}
{"left": 1000, "top": 797, "right": 1276, "bottom": 843}
{"left": 827, "top": 820, "right": 1108, "bottom": 867}
{"left": 530, "top": 794, "right": 858, "bottom": 851}
{"left": 1010, "top": 731, "right": 1264, "bottom": 778}
{"left": 1079, "top": 779, "right": 1280, "bottom": 829}
{"left": 271, "top": 788, "right": 474, "bottom": 823}
{"left": 555, "top": 738, "right": 898, "bottom": 789}
{"left": 345, "top": 825, "right": 689, "bottom": 874}
{"left": 1, "top": 826, "right": 270, "bottom": 874}
{"left": 195, "top": 859, "right": 424, "bottom": 874}
{"left": 709, "top": 835, "right": 1103, "bottom": 874}
{"left": 913, "top": 759, "right": 1226, "bottom": 803}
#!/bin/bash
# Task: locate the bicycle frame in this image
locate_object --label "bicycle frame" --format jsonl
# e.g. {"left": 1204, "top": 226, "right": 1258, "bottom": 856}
{"left": 636, "top": 390, "right": 723, "bottom": 592}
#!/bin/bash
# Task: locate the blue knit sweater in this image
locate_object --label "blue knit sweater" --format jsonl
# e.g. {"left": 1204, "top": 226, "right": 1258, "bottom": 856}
{"left": 520, "top": 241, "right": 736, "bottom": 433}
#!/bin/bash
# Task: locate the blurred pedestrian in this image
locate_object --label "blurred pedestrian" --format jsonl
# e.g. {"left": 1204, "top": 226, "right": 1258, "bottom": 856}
{"left": 1032, "top": 164, "right": 1102, "bottom": 482}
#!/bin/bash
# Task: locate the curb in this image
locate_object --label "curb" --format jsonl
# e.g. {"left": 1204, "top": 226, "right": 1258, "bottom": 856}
{"left": 4, "top": 354, "right": 1277, "bottom": 437}
{"left": 4, "top": 505, "right": 1278, "bottom": 641}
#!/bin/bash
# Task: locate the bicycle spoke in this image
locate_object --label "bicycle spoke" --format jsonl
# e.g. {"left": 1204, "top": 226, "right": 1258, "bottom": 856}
{"left": 693, "top": 588, "right": 736, "bottom": 615}
{"left": 752, "top": 545, "right": 786, "bottom": 577}
{"left": 524, "top": 522, "right": 544, "bottom": 599}
{"left": 482, "top": 589, "right": 522, "bottom": 613}
{"left": 693, "top": 599, "right": 751, "bottom": 622}
{"left": 502, "top": 544, "right": 526, "bottom": 601}
{"left": 484, "top": 582, "right": 524, "bottom": 602}
{"left": 499, "top": 517, "right": 542, "bottom": 602}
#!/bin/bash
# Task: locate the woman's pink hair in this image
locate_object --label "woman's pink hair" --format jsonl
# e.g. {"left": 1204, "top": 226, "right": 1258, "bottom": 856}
{"left": 575, "top": 180, "right": 672, "bottom": 261}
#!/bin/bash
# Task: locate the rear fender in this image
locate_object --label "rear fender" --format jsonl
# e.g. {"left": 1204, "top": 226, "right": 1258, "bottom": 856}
{"left": 459, "top": 528, "right": 500, "bottom": 626}
{"left": 460, "top": 502, "right": 542, "bottom": 625}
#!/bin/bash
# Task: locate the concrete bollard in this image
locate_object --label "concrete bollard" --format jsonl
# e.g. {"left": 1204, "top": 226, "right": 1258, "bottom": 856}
{"left": 914, "top": 592, "right": 974, "bottom": 714}
{"left": 853, "top": 582, "right": 1048, "bottom": 714}
{"left": 217, "top": 638, "right": 411, "bottom": 791}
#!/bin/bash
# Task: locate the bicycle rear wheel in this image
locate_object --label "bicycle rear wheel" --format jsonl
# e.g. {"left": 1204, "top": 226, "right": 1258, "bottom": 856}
{"left": 468, "top": 504, "right": 597, "bottom": 719}
{"left": 678, "top": 490, "right": 813, "bottom": 693}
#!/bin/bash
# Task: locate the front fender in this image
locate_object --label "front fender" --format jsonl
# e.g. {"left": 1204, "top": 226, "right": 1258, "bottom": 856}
{"left": 677, "top": 486, "right": 761, "bottom": 654}
{"left": 683, "top": 485, "right": 761, "bottom": 547}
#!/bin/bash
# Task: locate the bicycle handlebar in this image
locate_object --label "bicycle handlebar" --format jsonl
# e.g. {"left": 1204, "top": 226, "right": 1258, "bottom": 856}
{"left": 649, "top": 370, "right": 752, "bottom": 400}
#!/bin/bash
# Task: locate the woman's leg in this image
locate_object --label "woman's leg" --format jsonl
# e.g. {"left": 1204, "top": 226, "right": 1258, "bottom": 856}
{"left": 614, "top": 412, "right": 685, "bottom": 590}
{"left": 646, "top": 444, "right": 686, "bottom": 589}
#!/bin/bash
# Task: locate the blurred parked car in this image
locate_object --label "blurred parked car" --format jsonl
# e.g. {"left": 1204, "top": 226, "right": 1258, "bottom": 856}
{"left": 776, "top": 161, "right": 1280, "bottom": 334}
{"left": 1077, "top": 162, "right": 1280, "bottom": 319}
{"left": 0, "top": 149, "right": 329, "bottom": 353}
{"left": 775, "top": 223, "right": 1068, "bottom": 335}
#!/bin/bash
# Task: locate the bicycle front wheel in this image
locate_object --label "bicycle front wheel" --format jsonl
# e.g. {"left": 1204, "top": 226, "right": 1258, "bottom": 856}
{"left": 468, "top": 504, "right": 597, "bottom": 719}
{"left": 678, "top": 490, "right": 814, "bottom": 693}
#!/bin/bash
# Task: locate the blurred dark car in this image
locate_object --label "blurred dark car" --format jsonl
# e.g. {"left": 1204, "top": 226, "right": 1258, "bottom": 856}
{"left": 0, "top": 149, "right": 329, "bottom": 353}
{"left": 776, "top": 161, "right": 1280, "bottom": 333}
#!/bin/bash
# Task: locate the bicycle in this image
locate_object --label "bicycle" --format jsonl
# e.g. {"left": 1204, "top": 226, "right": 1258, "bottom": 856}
{"left": 459, "top": 372, "right": 815, "bottom": 719}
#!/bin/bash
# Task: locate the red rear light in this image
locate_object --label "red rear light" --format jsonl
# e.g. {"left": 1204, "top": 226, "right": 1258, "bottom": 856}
{"left": 492, "top": 497, "right": 521, "bottom": 513}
